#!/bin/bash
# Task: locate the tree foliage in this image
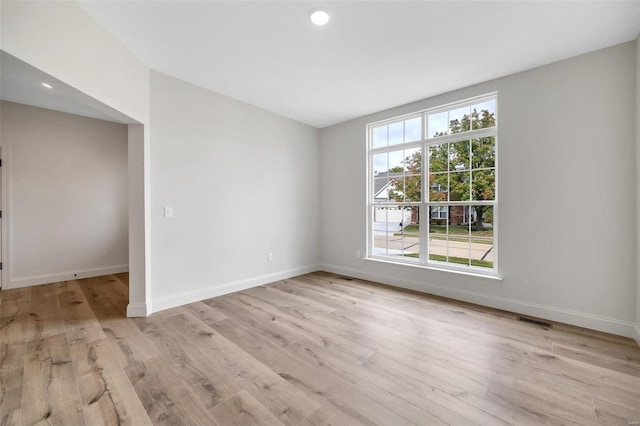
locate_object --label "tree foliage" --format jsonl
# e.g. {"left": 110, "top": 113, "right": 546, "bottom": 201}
{"left": 388, "top": 151, "right": 421, "bottom": 203}
{"left": 387, "top": 150, "right": 421, "bottom": 224}
{"left": 387, "top": 108, "right": 496, "bottom": 229}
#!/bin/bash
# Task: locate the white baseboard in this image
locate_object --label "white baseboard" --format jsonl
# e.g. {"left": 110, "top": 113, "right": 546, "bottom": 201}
{"left": 151, "top": 264, "right": 321, "bottom": 314}
{"left": 6, "top": 265, "right": 129, "bottom": 289}
{"left": 634, "top": 323, "right": 640, "bottom": 346}
{"left": 320, "top": 263, "right": 638, "bottom": 339}
{"left": 127, "top": 302, "right": 151, "bottom": 317}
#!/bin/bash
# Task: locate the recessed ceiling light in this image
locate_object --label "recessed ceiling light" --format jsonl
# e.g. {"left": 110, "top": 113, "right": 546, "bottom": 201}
{"left": 42, "top": 82, "right": 53, "bottom": 89}
{"left": 309, "top": 8, "right": 330, "bottom": 26}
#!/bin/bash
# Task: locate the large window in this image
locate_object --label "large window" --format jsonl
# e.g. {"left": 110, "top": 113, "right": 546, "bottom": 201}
{"left": 368, "top": 94, "right": 497, "bottom": 274}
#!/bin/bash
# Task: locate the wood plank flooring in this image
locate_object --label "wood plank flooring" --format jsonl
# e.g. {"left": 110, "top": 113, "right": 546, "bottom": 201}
{"left": 1, "top": 272, "right": 639, "bottom": 425}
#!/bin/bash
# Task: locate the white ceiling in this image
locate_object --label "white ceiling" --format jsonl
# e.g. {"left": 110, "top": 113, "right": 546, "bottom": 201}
{"left": 73, "top": 1, "right": 639, "bottom": 128}
{"left": 3, "top": 2, "right": 640, "bottom": 128}
{"left": 0, "top": 51, "right": 136, "bottom": 124}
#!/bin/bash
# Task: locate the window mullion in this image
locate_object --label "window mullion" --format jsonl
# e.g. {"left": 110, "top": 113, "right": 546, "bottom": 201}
{"left": 426, "top": 128, "right": 495, "bottom": 146}
{"left": 370, "top": 139, "right": 423, "bottom": 155}
{"left": 419, "top": 203, "right": 427, "bottom": 265}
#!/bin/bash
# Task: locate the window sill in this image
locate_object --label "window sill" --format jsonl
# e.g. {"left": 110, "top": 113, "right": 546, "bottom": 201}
{"left": 363, "top": 256, "right": 503, "bottom": 284}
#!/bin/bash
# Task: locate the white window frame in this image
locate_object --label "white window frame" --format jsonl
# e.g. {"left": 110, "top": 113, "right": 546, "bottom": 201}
{"left": 366, "top": 93, "right": 498, "bottom": 276}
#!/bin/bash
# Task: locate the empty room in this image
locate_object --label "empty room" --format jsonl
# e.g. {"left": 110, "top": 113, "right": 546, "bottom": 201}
{"left": 1, "top": 1, "right": 640, "bottom": 425}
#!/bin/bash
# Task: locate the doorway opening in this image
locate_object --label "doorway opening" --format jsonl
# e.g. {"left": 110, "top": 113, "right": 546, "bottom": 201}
{"left": 0, "top": 51, "right": 148, "bottom": 317}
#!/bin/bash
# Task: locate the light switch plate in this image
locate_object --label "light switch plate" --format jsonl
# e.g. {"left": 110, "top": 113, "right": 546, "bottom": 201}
{"left": 164, "top": 206, "right": 173, "bottom": 218}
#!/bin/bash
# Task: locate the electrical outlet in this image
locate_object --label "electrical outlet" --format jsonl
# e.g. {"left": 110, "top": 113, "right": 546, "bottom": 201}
{"left": 267, "top": 252, "right": 273, "bottom": 262}
{"left": 164, "top": 206, "right": 173, "bottom": 218}
{"left": 356, "top": 250, "right": 362, "bottom": 258}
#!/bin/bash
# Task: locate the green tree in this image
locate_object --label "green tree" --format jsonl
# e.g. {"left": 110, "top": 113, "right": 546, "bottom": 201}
{"left": 445, "top": 108, "right": 496, "bottom": 230}
{"left": 384, "top": 108, "right": 495, "bottom": 229}
{"left": 389, "top": 109, "right": 496, "bottom": 230}
{"left": 388, "top": 150, "right": 422, "bottom": 224}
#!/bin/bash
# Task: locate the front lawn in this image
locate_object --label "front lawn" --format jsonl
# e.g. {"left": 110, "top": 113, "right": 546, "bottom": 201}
{"left": 394, "top": 224, "right": 493, "bottom": 242}
{"left": 403, "top": 252, "right": 493, "bottom": 268}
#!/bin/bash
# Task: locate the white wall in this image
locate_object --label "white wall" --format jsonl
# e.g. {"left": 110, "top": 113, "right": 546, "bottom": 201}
{"left": 1, "top": 1, "right": 151, "bottom": 315}
{"left": 320, "top": 41, "right": 638, "bottom": 337}
{"left": 149, "top": 72, "right": 320, "bottom": 311}
{"left": 1, "top": 101, "right": 128, "bottom": 287}
{"left": 2, "top": 2, "right": 638, "bottom": 336}
{"left": 0, "top": 1, "right": 148, "bottom": 124}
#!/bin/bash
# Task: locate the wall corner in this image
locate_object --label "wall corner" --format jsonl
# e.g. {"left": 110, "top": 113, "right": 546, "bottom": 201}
{"left": 636, "top": 33, "right": 640, "bottom": 343}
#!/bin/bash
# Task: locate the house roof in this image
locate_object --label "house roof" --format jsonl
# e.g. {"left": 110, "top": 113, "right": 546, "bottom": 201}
{"left": 374, "top": 171, "right": 404, "bottom": 198}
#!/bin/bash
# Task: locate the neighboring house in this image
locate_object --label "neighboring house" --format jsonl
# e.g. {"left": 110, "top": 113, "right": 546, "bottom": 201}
{"left": 373, "top": 171, "right": 414, "bottom": 227}
{"left": 374, "top": 170, "right": 479, "bottom": 226}
{"left": 373, "top": 171, "right": 404, "bottom": 203}
{"left": 431, "top": 205, "right": 476, "bottom": 225}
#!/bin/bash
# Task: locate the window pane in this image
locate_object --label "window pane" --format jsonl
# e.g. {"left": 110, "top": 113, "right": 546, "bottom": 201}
{"left": 389, "top": 122, "right": 403, "bottom": 146}
{"left": 472, "top": 137, "right": 495, "bottom": 169}
{"left": 449, "top": 140, "right": 470, "bottom": 171}
{"left": 471, "top": 169, "right": 495, "bottom": 201}
{"left": 430, "top": 206, "right": 446, "bottom": 219}
{"left": 373, "top": 153, "right": 388, "bottom": 176}
{"left": 449, "top": 206, "right": 468, "bottom": 226}
{"left": 369, "top": 96, "right": 496, "bottom": 273}
{"left": 373, "top": 177, "right": 389, "bottom": 202}
{"left": 429, "top": 204, "right": 495, "bottom": 269}
{"left": 388, "top": 150, "right": 404, "bottom": 171}
{"left": 404, "top": 117, "right": 422, "bottom": 142}
{"left": 449, "top": 106, "right": 470, "bottom": 134}
{"left": 449, "top": 171, "right": 470, "bottom": 201}
{"left": 373, "top": 153, "right": 389, "bottom": 201}
{"left": 387, "top": 178, "right": 404, "bottom": 202}
{"left": 403, "top": 175, "right": 422, "bottom": 202}
{"left": 429, "top": 144, "right": 448, "bottom": 173}
{"left": 429, "top": 208, "right": 496, "bottom": 269}
{"left": 428, "top": 207, "right": 448, "bottom": 263}
{"left": 396, "top": 208, "right": 420, "bottom": 260}
{"left": 373, "top": 207, "right": 390, "bottom": 256}
{"left": 387, "top": 175, "right": 422, "bottom": 203}
{"left": 404, "top": 147, "right": 421, "bottom": 174}
{"left": 471, "top": 99, "right": 496, "bottom": 130}
{"left": 429, "top": 173, "right": 448, "bottom": 202}
{"left": 372, "top": 125, "right": 387, "bottom": 148}
{"left": 373, "top": 206, "right": 418, "bottom": 261}
{"left": 446, "top": 219, "right": 471, "bottom": 267}
{"left": 428, "top": 111, "right": 448, "bottom": 138}
{"left": 470, "top": 206, "right": 494, "bottom": 268}
{"left": 429, "top": 205, "right": 495, "bottom": 270}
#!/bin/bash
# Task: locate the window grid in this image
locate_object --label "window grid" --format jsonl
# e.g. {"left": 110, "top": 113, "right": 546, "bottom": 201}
{"left": 368, "top": 94, "right": 497, "bottom": 274}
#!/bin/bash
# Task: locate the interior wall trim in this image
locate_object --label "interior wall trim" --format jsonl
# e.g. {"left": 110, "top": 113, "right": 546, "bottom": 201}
{"left": 7, "top": 264, "right": 129, "bottom": 289}
{"left": 320, "top": 263, "right": 638, "bottom": 340}
{"left": 151, "top": 264, "right": 321, "bottom": 314}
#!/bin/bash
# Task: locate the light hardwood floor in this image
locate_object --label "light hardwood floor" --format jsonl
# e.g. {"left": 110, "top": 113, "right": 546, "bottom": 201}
{"left": 1, "top": 272, "right": 639, "bottom": 425}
